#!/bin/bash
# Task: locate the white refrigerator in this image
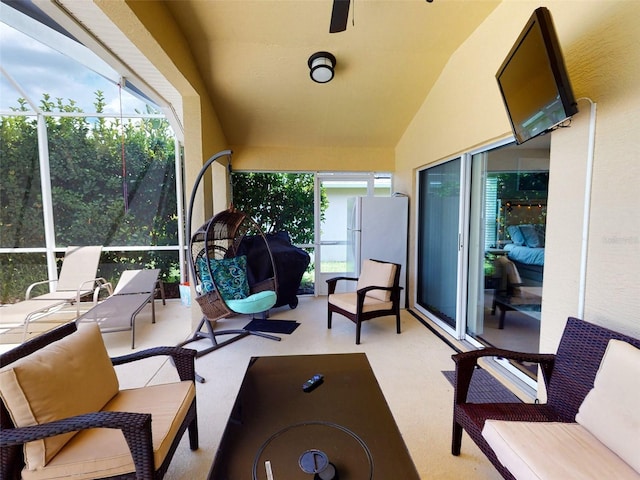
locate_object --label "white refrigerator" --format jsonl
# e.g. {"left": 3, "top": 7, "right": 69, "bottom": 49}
{"left": 347, "top": 195, "right": 409, "bottom": 304}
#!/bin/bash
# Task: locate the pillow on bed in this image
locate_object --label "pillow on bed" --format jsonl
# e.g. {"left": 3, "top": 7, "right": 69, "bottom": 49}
{"left": 534, "top": 224, "right": 546, "bottom": 247}
{"left": 519, "top": 224, "right": 543, "bottom": 248}
{"left": 507, "top": 225, "right": 525, "bottom": 246}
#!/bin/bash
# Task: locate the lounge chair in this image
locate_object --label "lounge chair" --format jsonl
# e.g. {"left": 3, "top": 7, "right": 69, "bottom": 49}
{"left": 77, "top": 269, "right": 162, "bottom": 348}
{"left": 0, "top": 300, "right": 69, "bottom": 343}
{"left": 25, "top": 246, "right": 107, "bottom": 308}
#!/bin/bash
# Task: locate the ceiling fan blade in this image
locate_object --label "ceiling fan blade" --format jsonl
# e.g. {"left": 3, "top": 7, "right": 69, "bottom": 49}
{"left": 329, "top": 0, "right": 350, "bottom": 33}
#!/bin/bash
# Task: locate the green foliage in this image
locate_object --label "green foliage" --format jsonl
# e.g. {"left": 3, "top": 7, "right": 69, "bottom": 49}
{"left": 1, "top": 92, "right": 177, "bottom": 248}
{"left": 0, "top": 92, "right": 181, "bottom": 301}
{"left": 231, "top": 172, "right": 326, "bottom": 245}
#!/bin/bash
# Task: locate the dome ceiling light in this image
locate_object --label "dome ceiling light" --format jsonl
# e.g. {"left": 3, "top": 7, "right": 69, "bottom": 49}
{"left": 308, "top": 52, "right": 336, "bottom": 84}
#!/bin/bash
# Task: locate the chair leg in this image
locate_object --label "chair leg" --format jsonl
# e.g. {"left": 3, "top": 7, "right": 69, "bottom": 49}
{"left": 356, "top": 320, "right": 362, "bottom": 345}
{"left": 188, "top": 417, "right": 199, "bottom": 450}
{"left": 452, "top": 421, "right": 463, "bottom": 456}
{"left": 396, "top": 311, "right": 401, "bottom": 334}
{"left": 327, "top": 309, "right": 333, "bottom": 329}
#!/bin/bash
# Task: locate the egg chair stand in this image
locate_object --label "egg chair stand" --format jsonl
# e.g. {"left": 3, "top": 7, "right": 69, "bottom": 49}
{"left": 178, "top": 150, "right": 280, "bottom": 364}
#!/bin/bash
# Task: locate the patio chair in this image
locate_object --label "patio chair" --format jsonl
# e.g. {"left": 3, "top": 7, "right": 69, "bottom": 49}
{"left": 178, "top": 151, "right": 280, "bottom": 363}
{"left": 25, "top": 246, "right": 107, "bottom": 308}
{"left": 77, "top": 269, "right": 162, "bottom": 348}
{"left": 327, "top": 259, "right": 403, "bottom": 344}
{"left": 180, "top": 208, "right": 281, "bottom": 357}
{"left": 0, "top": 322, "right": 198, "bottom": 480}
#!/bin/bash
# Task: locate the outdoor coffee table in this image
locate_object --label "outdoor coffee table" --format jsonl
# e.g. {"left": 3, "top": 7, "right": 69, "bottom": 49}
{"left": 209, "top": 353, "right": 420, "bottom": 480}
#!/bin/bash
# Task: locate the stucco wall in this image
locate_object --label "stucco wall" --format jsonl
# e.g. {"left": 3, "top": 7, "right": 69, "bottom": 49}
{"left": 395, "top": 0, "right": 640, "bottom": 353}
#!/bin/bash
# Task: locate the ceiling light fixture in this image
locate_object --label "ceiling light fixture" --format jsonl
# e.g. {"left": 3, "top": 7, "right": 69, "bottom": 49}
{"left": 308, "top": 51, "right": 336, "bottom": 84}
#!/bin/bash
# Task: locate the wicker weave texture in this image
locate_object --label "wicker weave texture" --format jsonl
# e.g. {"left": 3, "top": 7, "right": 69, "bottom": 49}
{"left": 451, "top": 317, "right": 640, "bottom": 480}
{"left": 0, "top": 323, "right": 199, "bottom": 480}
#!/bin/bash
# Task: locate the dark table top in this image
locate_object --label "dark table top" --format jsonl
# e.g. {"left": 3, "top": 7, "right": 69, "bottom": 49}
{"left": 209, "top": 353, "right": 420, "bottom": 480}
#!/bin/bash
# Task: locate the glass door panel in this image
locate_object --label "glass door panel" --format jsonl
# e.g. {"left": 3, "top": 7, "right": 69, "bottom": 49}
{"left": 466, "top": 140, "right": 549, "bottom": 380}
{"left": 316, "top": 176, "right": 369, "bottom": 295}
{"left": 417, "top": 158, "right": 462, "bottom": 329}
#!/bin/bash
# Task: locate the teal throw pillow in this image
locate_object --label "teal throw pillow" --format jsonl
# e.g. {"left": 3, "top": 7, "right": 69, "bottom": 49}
{"left": 197, "top": 257, "right": 215, "bottom": 293}
{"left": 210, "top": 255, "right": 250, "bottom": 300}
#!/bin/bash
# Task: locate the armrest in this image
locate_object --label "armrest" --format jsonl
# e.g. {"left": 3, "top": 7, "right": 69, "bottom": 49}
{"left": 1, "top": 411, "right": 155, "bottom": 479}
{"left": 0, "top": 411, "right": 150, "bottom": 446}
{"left": 111, "top": 346, "right": 197, "bottom": 382}
{"left": 451, "top": 348, "right": 556, "bottom": 404}
{"left": 25, "top": 279, "right": 57, "bottom": 299}
{"left": 357, "top": 284, "right": 402, "bottom": 295}
{"left": 326, "top": 276, "right": 358, "bottom": 294}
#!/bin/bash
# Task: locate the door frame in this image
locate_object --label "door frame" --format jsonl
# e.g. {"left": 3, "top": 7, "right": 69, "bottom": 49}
{"left": 314, "top": 172, "right": 381, "bottom": 295}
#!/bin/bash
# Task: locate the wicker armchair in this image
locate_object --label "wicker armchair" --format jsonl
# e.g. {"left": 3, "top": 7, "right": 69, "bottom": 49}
{"left": 451, "top": 317, "right": 640, "bottom": 480}
{"left": 0, "top": 322, "right": 198, "bottom": 480}
{"left": 327, "top": 259, "right": 402, "bottom": 344}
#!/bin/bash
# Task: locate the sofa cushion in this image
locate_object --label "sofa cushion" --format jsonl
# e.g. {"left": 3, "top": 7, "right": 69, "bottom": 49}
{"left": 482, "top": 420, "right": 640, "bottom": 480}
{"left": 21, "top": 381, "right": 195, "bottom": 480}
{"left": 0, "top": 323, "right": 119, "bottom": 470}
{"left": 576, "top": 339, "right": 640, "bottom": 473}
{"left": 356, "top": 260, "right": 396, "bottom": 302}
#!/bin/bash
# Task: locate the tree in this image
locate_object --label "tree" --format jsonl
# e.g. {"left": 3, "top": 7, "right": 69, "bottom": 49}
{"left": 231, "top": 172, "right": 326, "bottom": 245}
{"left": 0, "top": 92, "right": 180, "bottom": 302}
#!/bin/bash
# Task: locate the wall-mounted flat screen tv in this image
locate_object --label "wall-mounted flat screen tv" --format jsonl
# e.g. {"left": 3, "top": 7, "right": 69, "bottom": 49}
{"left": 496, "top": 7, "right": 578, "bottom": 144}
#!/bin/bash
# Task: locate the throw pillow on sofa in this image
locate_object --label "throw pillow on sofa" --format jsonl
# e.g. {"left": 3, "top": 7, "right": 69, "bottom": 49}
{"left": 575, "top": 339, "right": 640, "bottom": 473}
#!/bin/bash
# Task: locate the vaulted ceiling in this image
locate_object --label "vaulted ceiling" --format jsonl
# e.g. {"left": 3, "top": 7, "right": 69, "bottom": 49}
{"left": 161, "top": 0, "right": 500, "bottom": 150}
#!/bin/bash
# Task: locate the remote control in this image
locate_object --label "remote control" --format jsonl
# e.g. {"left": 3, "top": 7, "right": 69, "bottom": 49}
{"left": 302, "top": 373, "right": 324, "bottom": 392}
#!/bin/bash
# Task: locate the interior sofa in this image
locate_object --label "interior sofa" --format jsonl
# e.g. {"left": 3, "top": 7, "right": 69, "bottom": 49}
{"left": 451, "top": 317, "right": 640, "bottom": 480}
{"left": 0, "top": 322, "right": 198, "bottom": 480}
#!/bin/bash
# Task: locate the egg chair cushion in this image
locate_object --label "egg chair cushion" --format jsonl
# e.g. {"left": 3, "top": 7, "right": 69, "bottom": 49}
{"left": 226, "top": 290, "right": 277, "bottom": 315}
{"left": 198, "top": 256, "right": 250, "bottom": 300}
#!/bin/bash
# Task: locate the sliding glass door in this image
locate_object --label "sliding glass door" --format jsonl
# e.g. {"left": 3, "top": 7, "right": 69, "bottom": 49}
{"left": 467, "top": 140, "right": 549, "bottom": 377}
{"left": 416, "top": 158, "right": 466, "bottom": 332}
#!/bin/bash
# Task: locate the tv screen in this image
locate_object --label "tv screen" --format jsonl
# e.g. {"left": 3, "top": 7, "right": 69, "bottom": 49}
{"left": 496, "top": 7, "right": 578, "bottom": 144}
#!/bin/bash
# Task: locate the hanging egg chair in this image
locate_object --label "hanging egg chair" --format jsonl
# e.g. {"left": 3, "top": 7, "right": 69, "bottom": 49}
{"left": 178, "top": 150, "right": 280, "bottom": 358}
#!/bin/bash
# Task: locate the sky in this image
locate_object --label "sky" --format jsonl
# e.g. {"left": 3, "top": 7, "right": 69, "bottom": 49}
{"left": 0, "top": 19, "right": 152, "bottom": 115}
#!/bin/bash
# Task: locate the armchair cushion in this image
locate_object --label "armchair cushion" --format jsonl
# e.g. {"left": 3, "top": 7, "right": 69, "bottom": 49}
{"left": 356, "top": 260, "right": 396, "bottom": 301}
{"left": 0, "top": 324, "right": 118, "bottom": 470}
{"left": 25, "top": 382, "right": 196, "bottom": 480}
{"left": 328, "top": 292, "right": 393, "bottom": 314}
{"left": 576, "top": 339, "right": 640, "bottom": 473}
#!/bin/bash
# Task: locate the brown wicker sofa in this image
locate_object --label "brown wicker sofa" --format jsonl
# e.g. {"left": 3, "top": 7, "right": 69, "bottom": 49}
{"left": 451, "top": 316, "right": 640, "bottom": 479}
{"left": 0, "top": 322, "right": 198, "bottom": 480}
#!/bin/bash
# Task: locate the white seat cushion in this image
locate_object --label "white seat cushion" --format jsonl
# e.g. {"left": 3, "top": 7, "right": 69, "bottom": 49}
{"left": 482, "top": 420, "right": 640, "bottom": 480}
{"left": 576, "top": 339, "right": 640, "bottom": 473}
{"left": 356, "top": 260, "right": 396, "bottom": 302}
{"left": 328, "top": 292, "right": 393, "bottom": 315}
